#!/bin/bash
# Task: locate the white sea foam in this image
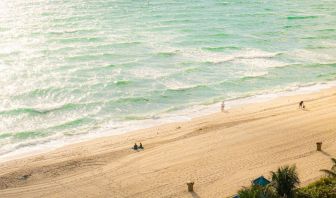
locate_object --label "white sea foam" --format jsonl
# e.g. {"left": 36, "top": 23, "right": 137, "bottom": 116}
{"left": 179, "top": 48, "right": 280, "bottom": 63}
{"left": 241, "top": 71, "right": 269, "bottom": 78}
{"left": 1, "top": 80, "right": 336, "bottom": 162}
{"left": 232, "top": 58, "right": 289, "bottom": 69}
{"left": 161, "top": 79, "right": 195, "bottom": 90}
{"left": 291, "top": 49, "right": 335, "bottom": 64}
{"left": 0, "top": 60, "right": 9, "bottom": 72}
{"left": 128, "top": 67, "right": 170, "bottom": 79}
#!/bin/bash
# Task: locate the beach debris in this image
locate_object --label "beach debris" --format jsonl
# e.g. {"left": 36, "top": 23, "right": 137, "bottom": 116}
{"left": 176, "top": 126, "right": 181, "bottom": 129}
{"left": 316, "top": 142, "right": 322, "bottom": 151}
{"left": 186, "top": 181, "right": 194, "bottom": 192}
{"left": 18, "top": 173, "right": 31, "bottom": 181}
{"left": 133, "top": 143, "right": 138, "bottom": 150}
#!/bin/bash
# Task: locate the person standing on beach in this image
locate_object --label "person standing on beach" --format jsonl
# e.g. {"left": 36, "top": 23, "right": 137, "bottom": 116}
{"left": 221, "top": 101, "right": 225, "bottom": 112}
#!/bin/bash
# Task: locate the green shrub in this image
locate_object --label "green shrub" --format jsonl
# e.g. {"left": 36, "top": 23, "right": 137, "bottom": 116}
{"left": 235, "top": 161, "right": 336, "bottom": 198}
{"left": 238, "top": 185, "right": 278, "bottom": 198}
{"left": 238, "top": 185, "right": 267, "bottom": 198}
{"left": 296, "top": 177, "right": 336, "bottom": 198}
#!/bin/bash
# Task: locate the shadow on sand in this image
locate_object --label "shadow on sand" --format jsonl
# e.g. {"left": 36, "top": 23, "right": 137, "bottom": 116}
{"left": 320, "top": 150, "right": 331, "bottom": 157}
{"left": 190, "top": 192, "right": 201, "bottom": 198}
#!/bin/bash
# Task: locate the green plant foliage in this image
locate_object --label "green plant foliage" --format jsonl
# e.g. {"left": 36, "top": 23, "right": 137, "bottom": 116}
{"left": 238, "top": 185, "right": 267, "bottom": 198}
{"left": 271, "top": 165, "right": 300, "bottom": 198}
{"left": 238, "top": 183, "right": 278, "bottom": 198}
{"left": 236, "top": 160, "right": 336, "bottom": 198}
{"left": 320, "top": 158, "right": 336, "bottom": 178}
{"left": 296, "top": 177, "right": 336, "bottom": 198}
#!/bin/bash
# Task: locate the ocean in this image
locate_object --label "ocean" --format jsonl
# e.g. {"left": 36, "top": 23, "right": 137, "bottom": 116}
{"left": 0, "top": 0, "right": 336, "bottom": 160}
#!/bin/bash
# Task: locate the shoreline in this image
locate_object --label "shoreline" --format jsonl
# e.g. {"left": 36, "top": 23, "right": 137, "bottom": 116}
{"left": 1, "top": 80, "right": 336, "bottom": 162}
{"left": 0, "top": 84, "right": 335, "bottom": 197}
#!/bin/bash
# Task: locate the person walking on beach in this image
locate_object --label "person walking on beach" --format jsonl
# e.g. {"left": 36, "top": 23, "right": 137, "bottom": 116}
{"left": 299, "top": 101, "right": 305, "bottom": 109}
{"left": 221, "top": 101, "right": 225, "bottom": 112}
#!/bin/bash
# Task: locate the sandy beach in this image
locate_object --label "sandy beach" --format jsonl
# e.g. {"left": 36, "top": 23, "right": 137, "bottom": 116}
{"left": 0, "top": 88, "right": 335, "bottom": 197}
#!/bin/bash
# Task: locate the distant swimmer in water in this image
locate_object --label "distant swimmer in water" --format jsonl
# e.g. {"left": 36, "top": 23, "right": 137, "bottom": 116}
{"left": 221, "top": 101, "right": 225, "bottom": 112}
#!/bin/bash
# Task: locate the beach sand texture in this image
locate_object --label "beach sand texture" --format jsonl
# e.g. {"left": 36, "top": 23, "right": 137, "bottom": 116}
{"left": 0, "top": 88, "right": 335, "bottom": 197}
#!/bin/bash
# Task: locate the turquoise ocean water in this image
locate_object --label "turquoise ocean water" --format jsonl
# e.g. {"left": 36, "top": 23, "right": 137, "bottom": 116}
{"left": 0, "top": 0, "right": 336, "bottom": 159}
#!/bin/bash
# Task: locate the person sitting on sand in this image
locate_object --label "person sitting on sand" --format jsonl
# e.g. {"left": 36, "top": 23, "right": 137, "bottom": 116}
{"left": 139, "top": 142, "right": 144, "bottom": 149}
{"left": 133, "top": 143, "right": 138, "bottom": 150}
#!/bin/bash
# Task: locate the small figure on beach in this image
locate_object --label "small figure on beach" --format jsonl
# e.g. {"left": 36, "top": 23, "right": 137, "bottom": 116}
{"left": 221, "top": 101, "right": 225, "bottom": 112}
{"left": 133, "top": 143, "right": 138, "bottom": 150}
{"left": 139, "top": 142, "right": 144, "bottom": 149}
{"left": 299, "top": 101, "right": 305, "bottom": 110}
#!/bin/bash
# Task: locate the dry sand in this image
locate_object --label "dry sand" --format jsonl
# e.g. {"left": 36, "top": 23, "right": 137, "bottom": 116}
{"left": 0, "top": 88, "right": 336, "bottom": 198}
